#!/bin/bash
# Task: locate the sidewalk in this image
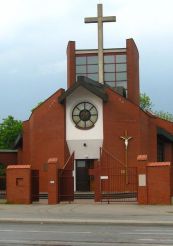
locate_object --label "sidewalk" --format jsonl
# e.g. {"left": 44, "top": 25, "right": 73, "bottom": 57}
{"left": 0, "top": 200, "right": 173, "bottom": 225}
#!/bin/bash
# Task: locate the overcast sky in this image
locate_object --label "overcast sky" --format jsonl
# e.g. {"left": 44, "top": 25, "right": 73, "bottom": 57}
{"left": 0, "top": 0, "right": 173, "bottom": 122}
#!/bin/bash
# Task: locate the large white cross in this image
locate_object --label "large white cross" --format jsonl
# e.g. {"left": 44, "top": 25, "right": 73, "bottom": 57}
{"left": 85, "top": 4, "right": 116, "bottom": 84}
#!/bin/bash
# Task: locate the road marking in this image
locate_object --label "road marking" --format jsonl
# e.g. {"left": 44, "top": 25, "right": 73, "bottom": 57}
{"left": 0, "top": 229, "right": 92, "bottom": 234}
{"left": 0, "top": 239, "right": 121, "bottom": 245}
{"left": 135, "top": 229, "right": 173, "bottom": 232}
{"left": 124, "top": 232, "right": 173, "bottom": 235}
{"left": 140, "top": 238, "right": 173, "bottom": 242}
{"left": 139, "top": 239, "right": 155, "bottom": 241}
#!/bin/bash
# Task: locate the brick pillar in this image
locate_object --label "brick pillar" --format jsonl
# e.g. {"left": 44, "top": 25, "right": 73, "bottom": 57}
{"left": 6, "top": 165, "right": 31, "bottom": 204}
{"left": 67, "top": 41, "right": 76, "bottom": 88}
{"left": 48, "top": 158, "right": 59, "bottom": 204}
{"left": 147, "top": 162, "right": 171, "bottom": 205}
{"left": 137, "top": 155, "right": 148, "bottom": 204}
{"left": 89, "top": 162, "right": 101, "bottom": 202}
{"left": 94, "top": 163, "right": 101, "bottom": 202}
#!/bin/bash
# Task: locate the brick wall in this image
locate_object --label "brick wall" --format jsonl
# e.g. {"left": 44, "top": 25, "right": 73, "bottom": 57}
{"left": 21, "top": 89, "right": 68, "bottom": 192}
{"left": 6, "top": 165, "right": 31, "bottom": 204}
{"left": 103, "top": 88, "right": 141, "bottom": 168}
{"left": 0, "top": 151, "right": 17, "bottom": 166}
{"left": 147, "top": 162, "right": 171, "bottom": 205}
{"left": 138, "top": 155, "right": 172, "bottom": 205}
{"left": 126, "top": 38, "right": 140, "bottom": 106}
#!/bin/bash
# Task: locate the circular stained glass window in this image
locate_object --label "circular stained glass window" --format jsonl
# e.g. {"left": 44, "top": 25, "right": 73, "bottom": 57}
{"left": 72, "top": 102, "right": 98, "bottom": 129}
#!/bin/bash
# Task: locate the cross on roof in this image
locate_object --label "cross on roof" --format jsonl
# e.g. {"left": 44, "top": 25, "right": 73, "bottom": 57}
{"left": 84, "top": 4, "right": 116, "bottom": 84}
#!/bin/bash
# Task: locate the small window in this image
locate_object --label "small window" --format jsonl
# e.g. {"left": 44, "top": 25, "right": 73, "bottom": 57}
{"left": 116, "top": 63, "right": 127, "bottom": 72}
{"left": 87, "top": 56, "right": 98, "bottom": 64}
{"left": 104, "top": 73, "right": 115, "bottom": 81}
{"left": 76, "top": 65, "right": 87, "bottom": 73}
{"left": 104, "top": 64, "right": 115, "bottom": 72}
{"left": 87, "top": 65, "right": 98, "bottom": 73}
{"left": 116, "top": 72, "right": 127, "bottom": 81}
{"left": 104, "top": 55, "right": 115, "bottom": 63}
{"left": 116, "top": 55, "right": 126, "bottom": 63}
{"left": 77, "top": 161, "right": 86, "bottom": 168}
{"left": 72, "top": 102, "right": 98, "bottom": 129}
{"left": 76, "top": 57, "right": 86, "bottom": 65}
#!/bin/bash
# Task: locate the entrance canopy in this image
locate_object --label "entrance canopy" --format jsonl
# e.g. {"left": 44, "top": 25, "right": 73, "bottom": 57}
{"left": 58, "top": 76, "right": 108, "bottom": 104}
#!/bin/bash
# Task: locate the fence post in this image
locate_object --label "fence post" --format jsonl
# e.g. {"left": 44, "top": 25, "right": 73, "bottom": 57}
{"left": 137, "top": 155, "right": 148, "bottom": 204}
{"left": 94, "top": 163, "right": 101, "bottom": 202}
{"left": 48, "top": 158, "right": 59, "bottom": 204}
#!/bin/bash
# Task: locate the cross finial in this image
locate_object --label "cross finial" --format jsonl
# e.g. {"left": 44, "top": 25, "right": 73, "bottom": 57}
{"left": 84, "top": 4, "right": 116, "bottom": 84}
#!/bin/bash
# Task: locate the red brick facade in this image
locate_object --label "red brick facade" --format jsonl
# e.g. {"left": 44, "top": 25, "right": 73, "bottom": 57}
{"left": 18, "top": 89, "right": 68, "bottom": 192}
{"left": 2, "top": 31, "right": 173, "bottom": 205}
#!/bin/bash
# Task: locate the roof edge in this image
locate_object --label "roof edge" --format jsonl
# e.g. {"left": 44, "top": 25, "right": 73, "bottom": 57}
{"left": 58, "top": 76, "right": 108, "bottom": 104}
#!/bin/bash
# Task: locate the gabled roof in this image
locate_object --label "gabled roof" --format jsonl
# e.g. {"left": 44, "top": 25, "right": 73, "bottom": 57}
{"left": 58, "top": 76, "right": 108, "bottom": 104}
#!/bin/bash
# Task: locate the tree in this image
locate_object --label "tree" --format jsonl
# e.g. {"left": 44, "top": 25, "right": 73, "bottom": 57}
{"left": 140, "top": 93, "right": 153, "bottom": 111}
{"left": 140, "top": 93, "right": 173, "bottom": 122}
{"left": 0, "top": 116, "right": 22, "bottom": 149}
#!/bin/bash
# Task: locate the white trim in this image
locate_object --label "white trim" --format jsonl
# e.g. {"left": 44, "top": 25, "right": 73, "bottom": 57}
{"left": 73, "top": 159, "right": 76, "bottom": 191}
{"left": 75, "top": 48, "right": 126, "bottom": 54}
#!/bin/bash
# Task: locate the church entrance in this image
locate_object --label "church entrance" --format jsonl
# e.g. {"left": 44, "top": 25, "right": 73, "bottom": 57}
{"left": 76, "top": 159, "right": 94, "bottom": 192}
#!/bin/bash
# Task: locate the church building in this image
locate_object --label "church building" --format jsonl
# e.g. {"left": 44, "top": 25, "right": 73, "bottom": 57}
{"left": 1, "top": 4, "right": 173, "bottom": 204}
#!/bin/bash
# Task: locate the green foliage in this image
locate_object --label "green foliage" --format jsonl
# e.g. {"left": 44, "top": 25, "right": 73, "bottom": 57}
{"left": 140, "top": 93, "right": 153, "bottom": 111}
{"left": 0, "top": 116, "right": 22, "bottom": 149}
{"left": 140, "top": 93, "right": 173, "bottom": 122}
{"left": 155, "top": 110, "right": 173, "bottom": 122}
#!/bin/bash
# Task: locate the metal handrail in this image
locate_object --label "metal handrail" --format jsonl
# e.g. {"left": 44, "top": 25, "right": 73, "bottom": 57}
{"left": 61, "top": 152, "right": 74, "bottom": 171}
{"left": 100, "top": 147, "right": 125, "bottom": 167}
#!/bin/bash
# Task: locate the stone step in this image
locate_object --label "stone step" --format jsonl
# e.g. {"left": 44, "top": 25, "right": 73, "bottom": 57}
{"left": 74, "top": 192, "right": 94, "bottom": 199}
{"left": 38, "top": 192, "right": 95, "bottom": 200}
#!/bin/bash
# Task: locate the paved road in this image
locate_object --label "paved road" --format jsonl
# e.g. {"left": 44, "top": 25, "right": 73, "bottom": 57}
{"left": 1, "top": 203, "right": 173, "bottom": 225}
{"left": 0, "top": 223, "right": 173, "bottom": 245}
